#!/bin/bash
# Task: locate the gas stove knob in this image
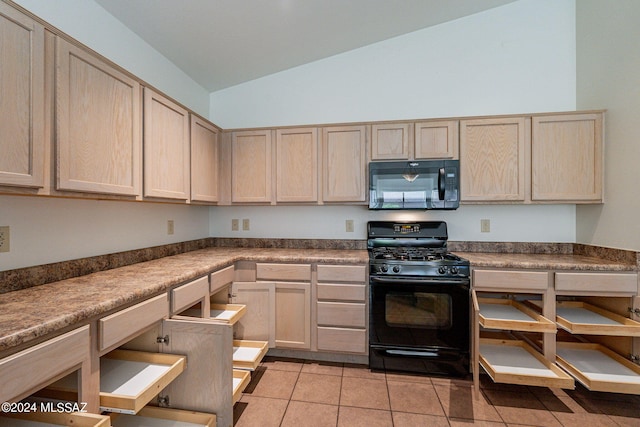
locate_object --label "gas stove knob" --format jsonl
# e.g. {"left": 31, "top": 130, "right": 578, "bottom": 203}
{"left": 380, "top": 265, "right": 388, "bottom": 273}
{"left": 438, "top": 266, "right": 447, "bottom": 274}
{"left": 450, "top": 266, "right": 459, "bottom": 275}
{"left": 392, "top": 265, "right": 401, "bottom": 273}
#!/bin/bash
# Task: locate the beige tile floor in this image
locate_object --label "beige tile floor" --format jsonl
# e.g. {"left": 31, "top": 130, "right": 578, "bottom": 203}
{"left": 233, "top": 356, "right": 640, "bottom": 427}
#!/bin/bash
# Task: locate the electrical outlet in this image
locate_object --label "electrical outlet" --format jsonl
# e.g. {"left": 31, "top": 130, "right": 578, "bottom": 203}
{"left": 0, "top": 226, "right": 10, "bottom": 253}
{"left": 345, "top": 219, "right": 354, "bottom": 232}
{"left": 167, "top": 220, "right": 174, "bottom": 235}
{"left": 231, "top": 219, "right": 239, "bottom": 231}
{"left": 480, "top": 219, "right": 490, "bottom": 233}
{"left": 242, "top": 219, "right": 250, "bottom": 231}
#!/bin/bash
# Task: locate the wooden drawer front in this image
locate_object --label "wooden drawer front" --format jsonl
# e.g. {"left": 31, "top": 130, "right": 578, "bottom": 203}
{"left": 256, "top": 263, "right": 311, "bottom": 281}
{"left": 171, "top": 276, "right": 209, "bottom": 314}
{"left": 0, "top": 325, "right": 89, "bottom": 403}
{"left": 473, "top": 269, "right": 549, "bottom": 290}
{"left": 555, "top": 272, "right": 638, "bottom": 294}
{"left": 99, "top": 294, "right": 168, "bottom": 352}
{"left": 210, "top": 265, "right": 235, "bottom": 294}
{"left": 317, "top": 327, "right": 367, "bottom": 353}
{"left": 317, "top": 264, "right": 366, "bottom": 282}
{"left": 317, "top": 283, "right": 366, "bottom": 301}
{"left": 317, "top": 302, "right": 366, "bottom": 328}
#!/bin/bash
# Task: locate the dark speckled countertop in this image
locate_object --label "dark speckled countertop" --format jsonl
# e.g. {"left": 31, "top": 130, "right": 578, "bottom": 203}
{"left": 0, "top": 246, "right": 637, "bottom": 355}
{"left": 0, "top": 247, "right": 367, "bottom": 353}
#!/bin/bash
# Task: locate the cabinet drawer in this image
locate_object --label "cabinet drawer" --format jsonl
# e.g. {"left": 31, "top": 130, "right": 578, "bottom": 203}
{"left": 233, "top": 369, "right": 251, "bottom": 404}
{"left": 233, "top": 340, "right": 268, "bottom": 371}
{"left": 99, "top": 294, "right": 168, "bottom": 352}
{"left": 256, "top": 263, "right": 311, "bottom": 281}
{"left": 473, "top": 269, "right": 549, "bottom": 290}
{"left": 0, "top": 411, "right": 110, "bottom": 427}
{"left": 317, "top": 264, "right": 366, "bottom": 282}
{"left": 317, "top": 327, "right": 367, "bottom": 354}
{"left": 555, "top": 272, "right": 638, "bottom": 295}
{"left": 317, "top": 302, "right": 366, "bottom": 328}
{"left": 110, "top": 406, "right": 216, "bottom": 427}
{"left": 0, "top": 325, "right": 89, "bottom": 403}
{"left": 317, "top": 283, "right": 366, "bottom": 301}
{"left": 210, "top": 265, "right": 235, "bottom": 294}
{"left": 171, "top": 276, "right": 209, "bottom": 314}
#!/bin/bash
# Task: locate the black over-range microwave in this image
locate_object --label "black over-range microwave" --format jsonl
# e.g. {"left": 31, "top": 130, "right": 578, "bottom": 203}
{"left": 368, "top": 160, "right": 460, "bottom": 210}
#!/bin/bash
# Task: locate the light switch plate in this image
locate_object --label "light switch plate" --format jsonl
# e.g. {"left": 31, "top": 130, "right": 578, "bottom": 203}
{"left": 0, "top": 226, "right": 10, "bottom": 253}
{"left": 346, "top": 219, "right": 354, "bottom": 232}
{"left": 167, "top": 220, "right": 175, "bottom": 235}
{"left": 480, "top": 219, "right": 490, "bottom": 233}
{"left": 231, "top": 219, "right": 239, "bottom": 231}
{"left": 242, "top": 219, "right": 250, "bottom": 231}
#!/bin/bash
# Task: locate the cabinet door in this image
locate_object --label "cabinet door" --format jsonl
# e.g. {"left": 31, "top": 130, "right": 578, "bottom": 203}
{"left": 143, "top": 88, "right": 190, "bottom": 200}
{"left": 371, "top": 123, "right": 410, "bottom": 160}
{"left": 56, "top": 38, "right": 142, "bottom": 196}
{"left": 161, "top": 318, "right": 233, "bottom": 427}
{"left": 460, "top": 117, "right": 528, "bottom": 202}
{"left": 276, "top": 128, "right": 318, "bottom": 202}
{"left": 532, "top": 113, "right": 603, "bottom": 202}
{"left": 231, "top": 282, "right": 275, "bottom": 347}
{"left": 322, "top": 126, "right": 367, "bottom": 202}
{"left": 190, "top": 115, "right": 219, "bottom": 203}
{"left": 0, "top": 4, "right": 45, "bottom": 188}
{"left": 231, "top": 130, "right": 272, "bottom": 203}
{"left": 415, "top": 120, "right": 458, "bottom": 159}
{"left": 275, "top": 282, "right": 311, "bottom": 349}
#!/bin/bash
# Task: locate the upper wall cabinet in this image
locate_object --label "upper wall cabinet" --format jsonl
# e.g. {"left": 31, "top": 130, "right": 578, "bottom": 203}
{"left": 0, "top": 4, "right": 45, "bottom": 189}
{"left": 56, "top": 38, "right": 142, "bottom": 196}
{"left": 143, "top": 88, "right": 190, "bottom": 201}
{"left": 460, "top": 117, "right": 529, "bottom": 202}
{"left": 532, "top": 113, "right": 603, "bottom": 202}
{"left": 276, "top": 128, "right": 318, "bottom": 203}
{"left": 370, "top": 120, "right": 458, "bottom": 161}
{"left": 322, "top": 126, "right": 367, "bottom": 203}
{"left": 190, "top": 115, "right": 219, "bottom": 204}
{"left": 232, "top": 130, "right": 272, "bottom": 203}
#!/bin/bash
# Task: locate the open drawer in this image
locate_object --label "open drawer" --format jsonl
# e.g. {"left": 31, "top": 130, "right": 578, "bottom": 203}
{"left": 479, "top": 338, "right": 574, "bottom": 389}
{"left": 477, "top": 297, "right": 556, "bottom": 333}
{"left": 110, "top": 406, "right": 216, "bottom": 427}
{"left": 554, "top": 301, "right": 640, "bottom": 336}
{"left": 233, "top": 369, "right": 251, "bottom": 404}
{"left": 181, "top": 303, "right": 246, "bottom": 324}
{"left": 233, "top": 340, "right": 268, "bottom": 371}
{"left": 43, "top": 350, "right": 186, "bottom": 414}
{"left": 556, "top": 342, "right": 640, "bottom": 394}
{"left": 0, "top": 411, "right": 110, "bottom": 427}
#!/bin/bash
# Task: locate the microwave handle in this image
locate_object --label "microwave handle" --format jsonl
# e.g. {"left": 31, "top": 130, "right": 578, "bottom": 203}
{"left": 438, "top": 168, "right": 445, "bottom": 200}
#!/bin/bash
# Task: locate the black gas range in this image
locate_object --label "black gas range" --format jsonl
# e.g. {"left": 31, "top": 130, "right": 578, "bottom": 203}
{"left": 368, "top": 221, "right": 471, "bottom": 376}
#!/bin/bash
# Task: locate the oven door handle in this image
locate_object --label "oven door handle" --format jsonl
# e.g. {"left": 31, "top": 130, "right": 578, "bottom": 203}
{"left": 370, "top": 276, "right": 469, "bottom": 286}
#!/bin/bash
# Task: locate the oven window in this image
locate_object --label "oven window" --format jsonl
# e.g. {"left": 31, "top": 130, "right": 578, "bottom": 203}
{"left": 385, "top": 292, "right": 452, "bottom": 328}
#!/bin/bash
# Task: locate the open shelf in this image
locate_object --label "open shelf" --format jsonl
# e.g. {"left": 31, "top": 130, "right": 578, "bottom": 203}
{"left": 556, "top": 342, "right": 640, "bottom": 394}
{"left": 110, "top": 406, "right": 216, "bottom": 427}
{"left": 0, "top": 411, "right": 110, "bottom": 427}
{"left": 233, "top": 369, "right": 251, "bottom": 404}
{"left": 479, "top": 338, "right": 574, "bottom": 389}
{"left": 233, "top": 340, "right": 268, "bottom": 371}
{"left": 478, "top": 297, "right": 556, "bottom": 333}
{"left": 554, "top": 301, "right": 640, "bottom": 336}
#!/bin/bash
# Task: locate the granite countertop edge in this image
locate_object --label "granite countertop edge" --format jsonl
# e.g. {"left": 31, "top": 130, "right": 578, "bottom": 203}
{"left": 1, "top": 247, "right": 637, "bottom": 353}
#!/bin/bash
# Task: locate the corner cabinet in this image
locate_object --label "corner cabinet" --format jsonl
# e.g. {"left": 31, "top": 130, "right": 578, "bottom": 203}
{"left": 190, "top": 115, "right": 220, "bottom": 204}
{"left": 322, "top": 126, "right": 367, "bottom": 203}
{"left": 0, "top": 3, "right": 45, "bottom": 189}
{"left": 56, "top": 37, "right": 142, "bottom": 196}
{"left": 231, "top": 130, "right": 273, "bottom": 203}
{"left": 532, "top": 113, "right": 603, "bottom": 202}
{"left": 143, "top": 88, "right": 190, "bottom": 201}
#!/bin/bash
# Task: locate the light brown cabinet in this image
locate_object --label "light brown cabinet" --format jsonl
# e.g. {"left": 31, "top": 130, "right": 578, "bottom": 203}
{"left": 0, "top": 3, "right": 45, "bottom": 189}
{"left": 460, "top": 117, "right": 528, "bottom": 202}
{"left": 143, "top": 88, "right": 190, "bottom": 200}
{"left": 275, "top": 282, "right": 311, "bottom": 349}
{"left": 322, "top": 126, "right": 367, "bottom": 203}
{"left": 414, "top": 120, "right": 459, "bottom": 159}
{"left": 231, "top": 130, "right": 273, "bottom": 203}
{"left": 532, "top": 113, "right": 603, "bottom": 202}
{"left": 371, "top": 123, "right": 410, "bottom": 160}
{"left": 190, "top": 115, "right": 220, "bottom": 203}
{"left": 56, "top": 37, "right": 142, "bottom": 196}
{"left": 276, "top": 127, "right": 318, "bottom": 203}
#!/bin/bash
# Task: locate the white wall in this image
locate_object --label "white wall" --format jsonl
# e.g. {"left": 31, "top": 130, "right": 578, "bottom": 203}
{"left": 13, "top": 0, "right": 210, "bottom": 116}
{"left": 209, "top": 0, "right": 578, "bottom": 243}
{"left": 575, "top": 1, "right": 640, "bottom": 251}
{"left": 1, "top": 0, "right": 212, "bottom": 271}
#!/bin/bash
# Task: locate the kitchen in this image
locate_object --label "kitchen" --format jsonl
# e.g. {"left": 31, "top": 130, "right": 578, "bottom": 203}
{"left": 1, "top": 0, "right": 640, "bottom": 426}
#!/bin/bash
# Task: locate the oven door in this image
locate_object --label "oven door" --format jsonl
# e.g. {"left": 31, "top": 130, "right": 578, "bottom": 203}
{"left": 369, "top": 276, "right": 470, "bottom": 375}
